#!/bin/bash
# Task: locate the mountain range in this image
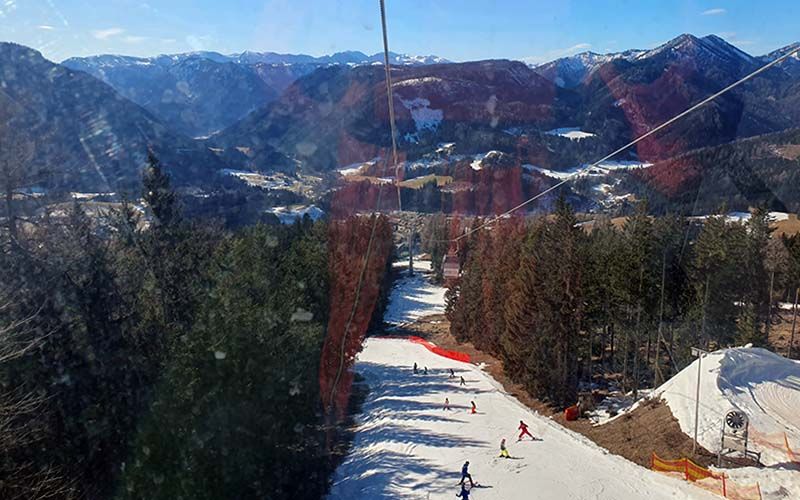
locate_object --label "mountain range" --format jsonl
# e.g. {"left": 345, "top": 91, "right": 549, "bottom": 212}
{"left": 2, "top": 34, "right": 799, "bottom": 213}
{"left": 61, "top": 50, "right": 449, "bottom": 137}
{"left": 0, "top": 43, "right": 222, "bottom": 192}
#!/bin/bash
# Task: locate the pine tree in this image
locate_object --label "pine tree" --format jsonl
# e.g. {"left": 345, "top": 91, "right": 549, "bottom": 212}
{"left": 142, "top": 150, "right": 179, "bottom": 228}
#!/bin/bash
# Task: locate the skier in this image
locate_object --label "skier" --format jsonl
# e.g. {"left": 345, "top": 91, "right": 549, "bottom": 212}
{"left": 459, "top": 461, "right": 474, "bottom": 487}
{"left": 470, "top": 401, "right": 477, "bottom": 414}
{"left": 456, "top": 483, "right": 471, "bottom": 499}
{"left": 444, "top": 397, "right": 451, "bottom": 410}
{"left": 499, "top": 438, "right": 510, "bottom": 458}
{"left": 518, "top": 420, "right": 535, "bottom": 441}
{"left": 460, "top": 376, "right": 466, "bottom": 386}
{"left": 424, "top": 366, "right": 428, "bottom": 375}
{"left": 450, "top": 368, "right": 455, "bottom": 379}
{"left": 413, "top": 362, "right": 418, "bottom": 374}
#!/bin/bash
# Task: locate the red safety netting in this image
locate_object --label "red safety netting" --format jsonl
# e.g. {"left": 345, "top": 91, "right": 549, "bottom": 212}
{"left": 377, "top": 335, "right": 471, "bottom": 363}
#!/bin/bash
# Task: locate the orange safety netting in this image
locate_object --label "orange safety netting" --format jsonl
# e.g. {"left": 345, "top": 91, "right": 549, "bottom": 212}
{"left": 748, "top": 428, "right": 800, "bottom": 464}
{"left": 650, "top": 453, "right": 762, "bottom": 500}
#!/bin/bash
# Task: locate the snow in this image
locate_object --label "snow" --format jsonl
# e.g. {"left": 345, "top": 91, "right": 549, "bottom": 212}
{"left": 545, "top": 127, "right": 597, "bottom": 140}
{"left": 383, "top": 260, "right": 447, "bottom": 326}
{"left": 394, "top": 76, "right": 445, "bottom": 87}
{"left": 399, "top": 97, "right": 443, "bottom": 132}
{"left": 328, "top": 337, "right": 719, "bottom": 499}
{"left": 264, "top": 204, "right": 324, "bottom": 224}
{"left": 688, "top": 212, "right": 791, "bottom": 224}
{"left": 524, "top": 164, "right": 581, "bottom": 180}
{"left": 470, "top": 151, "right": 503, "bottom": 171}
{"left": 524, "top": 161, "right": 650, "bottom": 181}
{"left": 221, "top": 169, "right": 292, "bottom": 189}
{"left": 70, "top": 192, "right": 115, "bottom": 200}
{"left": 646, "top": 346, "right": 800, "bottom": 497}
{"left": 328, "top": 263, "right": 721, "bottom": 499}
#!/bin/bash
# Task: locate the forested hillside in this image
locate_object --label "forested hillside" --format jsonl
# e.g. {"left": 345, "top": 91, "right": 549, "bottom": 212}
{"left": 440, "top": 202, "right": 800, "bottom": 407}
{"left": 0, "top": 154, "right": 393, "bottom": 500}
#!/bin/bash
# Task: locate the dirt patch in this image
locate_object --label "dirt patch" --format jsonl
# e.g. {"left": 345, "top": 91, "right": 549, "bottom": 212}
{"left": 563, "top": 398, "right": 717, "bottom": 467}
{"left": 390, "top": 314, "right": 760, "bottom": 470}
{"left": 768, "top": 307, "right": 799, "bottom": 359}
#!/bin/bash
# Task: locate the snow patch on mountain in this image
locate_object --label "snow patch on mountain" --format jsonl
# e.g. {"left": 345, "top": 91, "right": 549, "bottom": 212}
{"left": 265, "top": 204, "right": 324, "bottom": 223}
{"left": 545, "top": 127, "right": 596, "bottom": 140}
{"left": 399, "top": 97, "right": 443, "bottom": 132}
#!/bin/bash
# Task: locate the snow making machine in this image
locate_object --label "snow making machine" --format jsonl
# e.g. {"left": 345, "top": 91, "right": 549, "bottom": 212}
{"left": 718, "top": 409, "right": 761, "bottom": 466}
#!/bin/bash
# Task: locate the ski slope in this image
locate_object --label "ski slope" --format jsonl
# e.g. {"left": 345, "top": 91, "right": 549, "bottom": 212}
{"left": 328, "top": 259, "right": 716, "bottom": 499}
{"left": 327, "top": 338, "right": 716, "bottom": 499}
{"left": 384, "top": 260, "right": 447, "bottom": 326}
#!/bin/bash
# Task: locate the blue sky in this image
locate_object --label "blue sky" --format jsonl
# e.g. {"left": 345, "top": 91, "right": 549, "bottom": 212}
{"left": 1, "top": 0, "right": 798, "bottom": 62}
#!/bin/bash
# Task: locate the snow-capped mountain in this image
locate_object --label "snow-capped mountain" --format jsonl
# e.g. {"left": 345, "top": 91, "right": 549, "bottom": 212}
{"left": 759, "top": 41, "right": 800, "bottom": 77}
{"left": 62, "top": 50, "right": 449, "bottom": 136}
{"left": 64, "top": 50, "right": 448, "bottom": 70}
{"left": 635, "top": 34, "right": 755, "bottom": 66}
{"left": 532, "top": 49, "right": 644, "bottom": 88}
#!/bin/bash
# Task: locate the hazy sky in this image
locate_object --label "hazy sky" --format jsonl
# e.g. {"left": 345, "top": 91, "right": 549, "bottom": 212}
{"left": 1, "top": 0, "right": 798, "bottom": 62}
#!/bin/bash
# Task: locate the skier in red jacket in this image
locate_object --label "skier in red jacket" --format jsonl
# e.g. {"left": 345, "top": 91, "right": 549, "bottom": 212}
{"left": 470, "top": 401, "right": 477, "bottom": 414}
{"left": 518, "top": 420, "right": 534, "bottom": 441}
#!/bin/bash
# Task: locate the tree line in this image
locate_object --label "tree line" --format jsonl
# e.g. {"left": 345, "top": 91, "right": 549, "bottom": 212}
{"left": 437, "top": 200, "right": 800, "bottom": 408}
{"left": 0, "top": 153, "right": 393, "bottom": 499}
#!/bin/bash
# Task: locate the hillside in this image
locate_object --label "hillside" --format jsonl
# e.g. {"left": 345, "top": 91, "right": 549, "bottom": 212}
{"left": 0, "top": 42, "right": 223, "bottom": 192}
{"left": 624, "top": 127, "right": 800, "bottom": 213}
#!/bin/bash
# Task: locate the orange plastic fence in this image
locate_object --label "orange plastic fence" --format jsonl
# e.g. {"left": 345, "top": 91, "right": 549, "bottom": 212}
{"left": 650, "top": 453, "right": 762, "bottom": 500}
{"left": 749, "top": 428, "right": 800, "bottom": 464}
{"left": 377, "top": 335, "right": 471, "bottom": 363}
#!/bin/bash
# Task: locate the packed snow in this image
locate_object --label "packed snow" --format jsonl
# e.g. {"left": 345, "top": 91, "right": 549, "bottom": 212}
{"left": 545, "top": 127, "right": 597, "bottom": 140}
{"left": 630, "top": 346, "right": 800, "bottom": 499}
{"left": 653, "top": 347, "right": 800, "bottom": 466}
{"left": 327, "top": 339, "right": 718, "bottom": 499}
{"left": 328, "top": 262, "right": 722, "bottom": 499}
{"left": 384, "top": 259, "right": 447, "bottom": 326}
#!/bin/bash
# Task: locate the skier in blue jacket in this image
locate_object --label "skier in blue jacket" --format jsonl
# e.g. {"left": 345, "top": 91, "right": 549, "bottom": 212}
{"left": 459, "top": 461, "right": 474, "bottom": 487}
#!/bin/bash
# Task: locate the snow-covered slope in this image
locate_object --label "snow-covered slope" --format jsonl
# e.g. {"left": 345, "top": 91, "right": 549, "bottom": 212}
{"left": 327, "top": 338, "right": 716, "bottom": 499}
{"left": 384, "top": 260, "right": 447, "bottom": 326}
{"left": 329, "top": 261, "right": 716, "bottom": 499}
{"left": 653, "top": 347, "right": 800, "bottom": 467}
{"left": 532, "top": 49, "right": 644, "bottom": 87}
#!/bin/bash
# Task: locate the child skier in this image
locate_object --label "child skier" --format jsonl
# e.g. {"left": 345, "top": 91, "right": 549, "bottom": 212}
{"left": 518, "top": 420, "right": 534, "bottom": 441}
{"left": 499, "top": 438, "right": 510, "bottom": 458}
{"left": 459, "top": 461, "right": 474, "bottom": 487}
{"left": 470, "top": 401, "right": 477, "bottom": 414}
{"left": 444, "top": 397, "right": 451, "bottom": 410}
